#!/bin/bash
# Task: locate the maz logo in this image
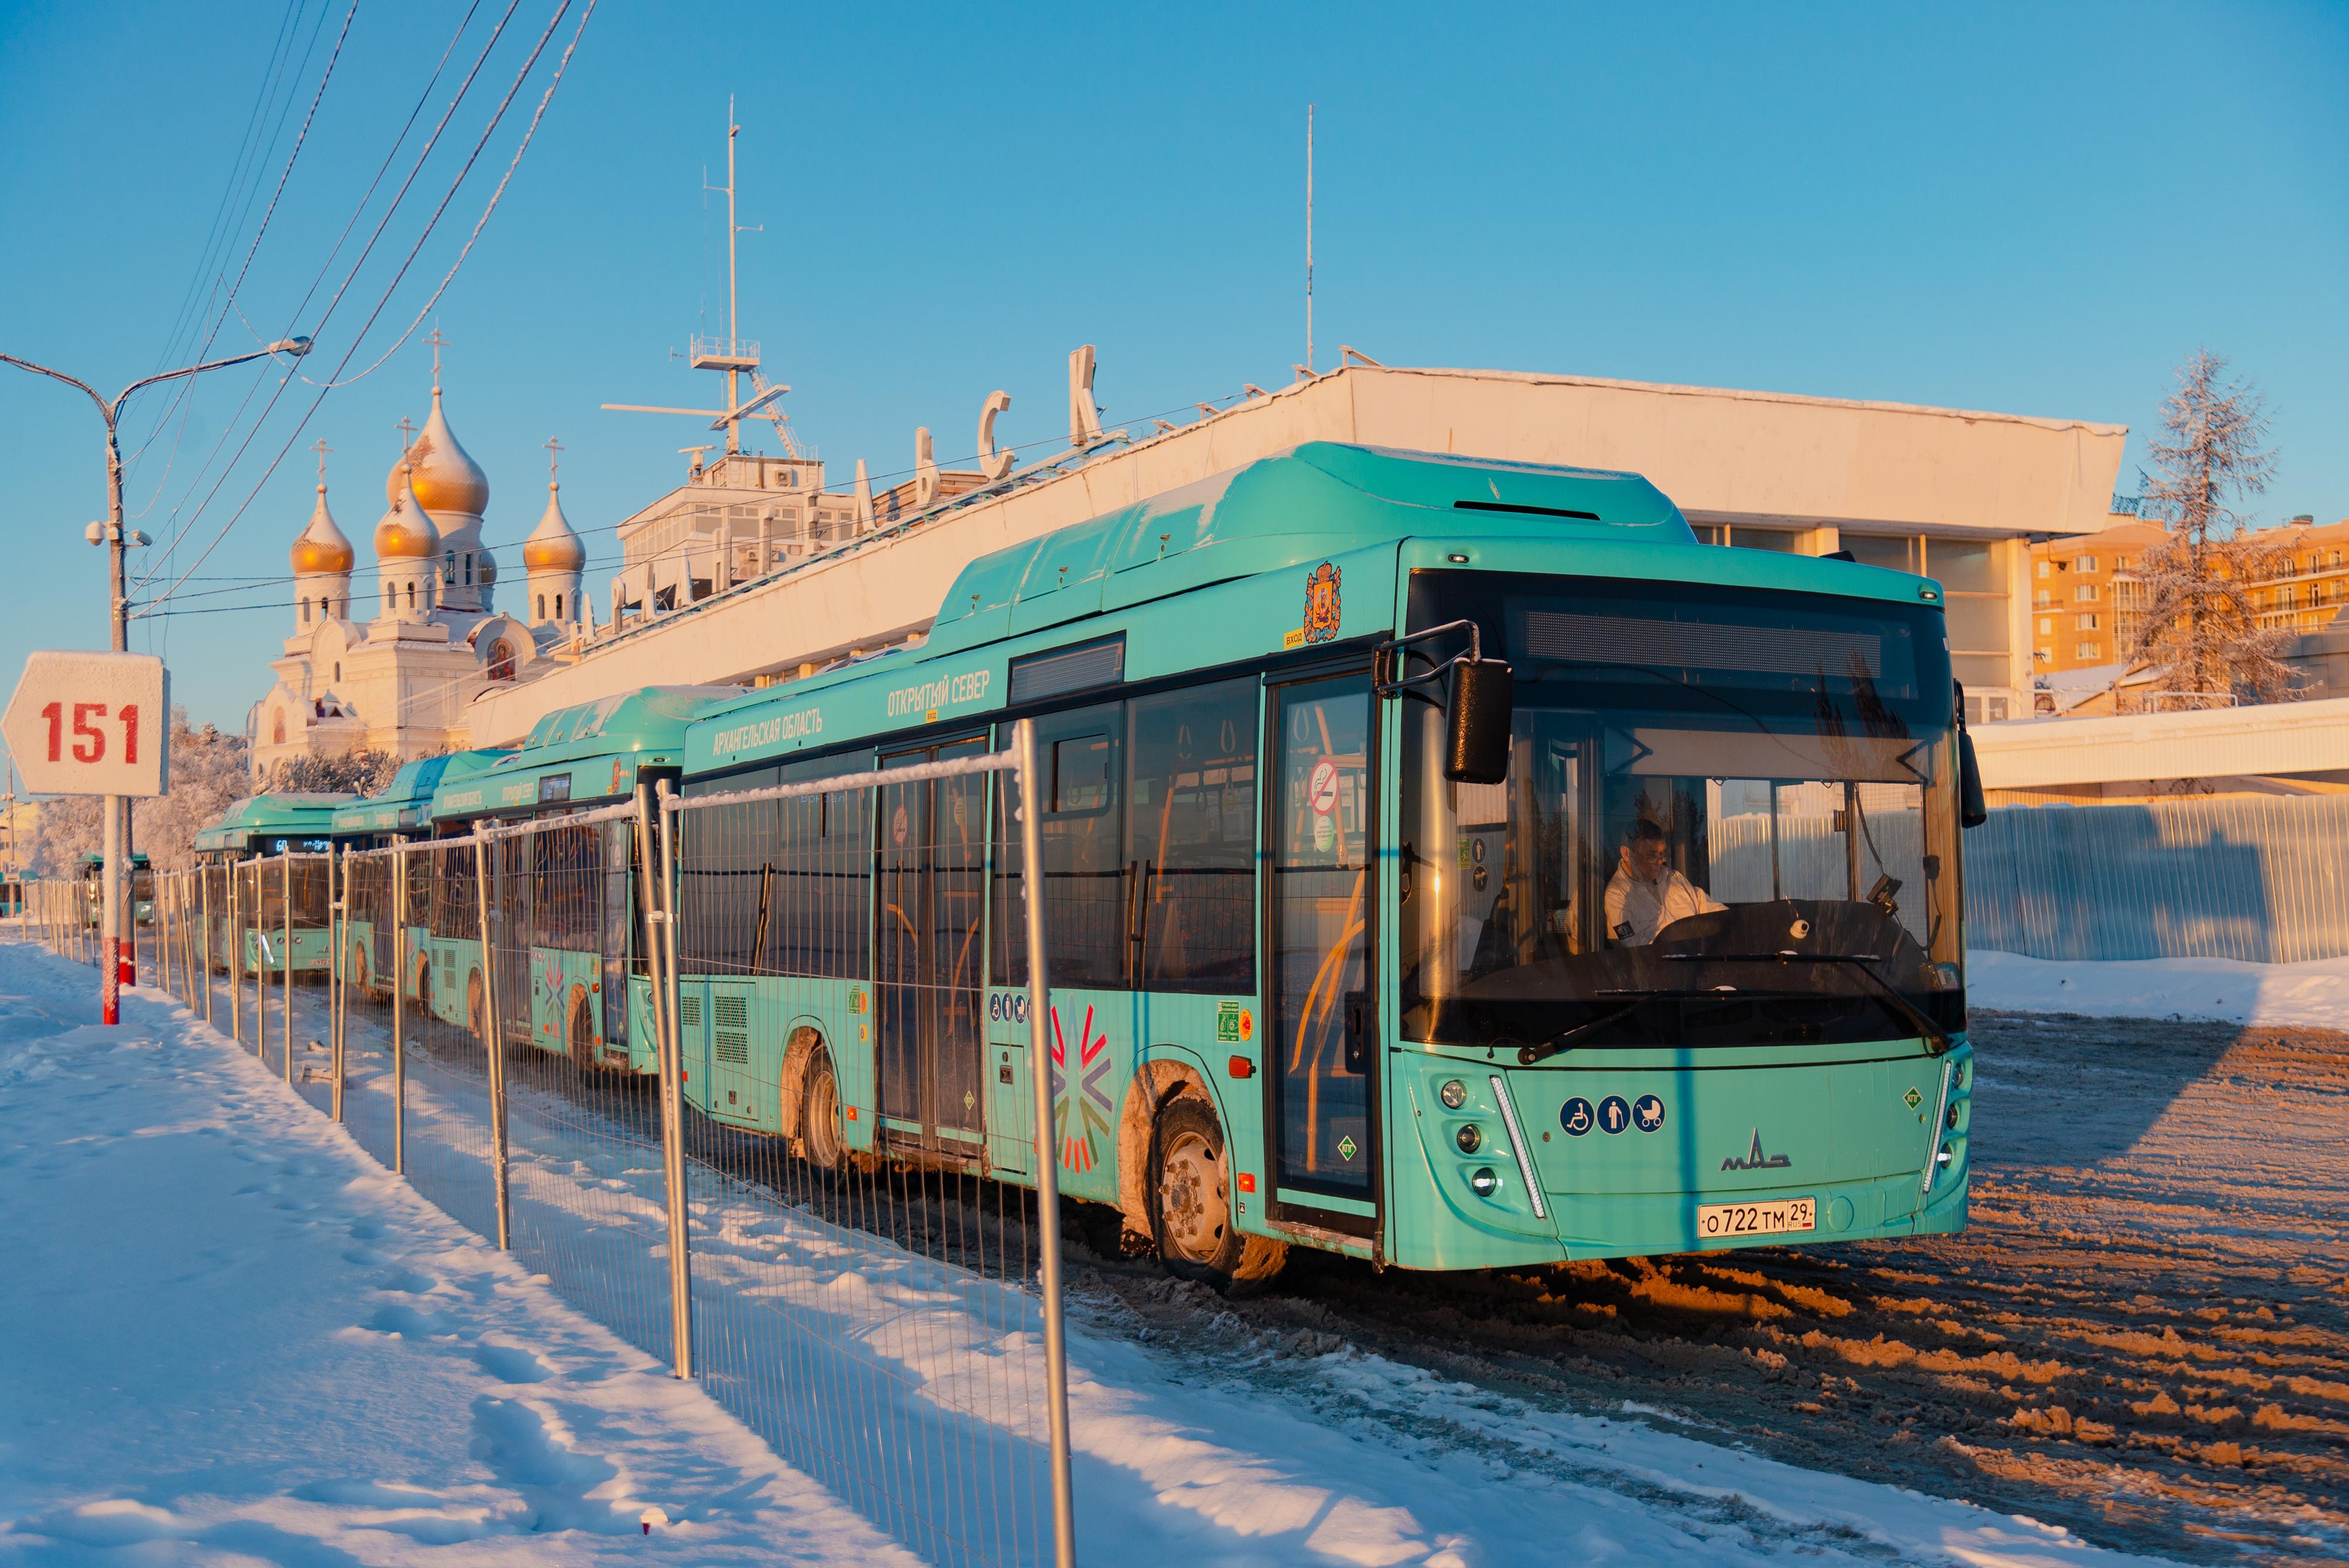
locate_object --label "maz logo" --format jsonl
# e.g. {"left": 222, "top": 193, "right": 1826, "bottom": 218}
{"left": 1721, "top": 1130, "right": 1792, "bottom": 1172}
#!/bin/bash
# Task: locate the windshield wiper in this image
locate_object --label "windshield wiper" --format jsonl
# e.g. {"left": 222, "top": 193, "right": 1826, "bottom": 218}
{"left": 1513, "top": 988, "right": 1739, "bottom": 1065}
{"left": 1661, "top": 951, "right": 1951, "bottom": 1054}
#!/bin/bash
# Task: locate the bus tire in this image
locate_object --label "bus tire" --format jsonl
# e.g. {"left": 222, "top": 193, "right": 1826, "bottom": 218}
{"left": 1149, "top": 1094, "right": 1285, "bottom": 1295}
{"left": 567, "top": 985, "right": 597, "bottom": 1069}
{"left": 416, "top": 958, "right": 433, "bottom": 1015}
{"left": 798, "top": 1045, "right": 847, "bottom": 1175}
{"left": 466, "top": 970, "right": 484, "bottom": 1040}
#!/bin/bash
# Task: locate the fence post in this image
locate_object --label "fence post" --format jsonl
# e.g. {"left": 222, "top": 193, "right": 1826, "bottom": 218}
{"left": 645, "top": 783, "right": 693, "bottom": 1379}
{"left": 473, "top": 833, "right": 513, "bottom": 1251}
{"left": 204, "top": 870, "right": 217, "bottom": 1027}
{"left": 230, "top": 866, "right": 243, "bottom": 1048}
{"left": 331, "top": 848, "right": 346, "bottom": 1122}
{"left": 1013, "top": 720, "right": 1078, "bottom": 1568}
{"left": 281, "top": 855, "right": 294, "bottom": 1084}
{"left": 392, "top": 847, "right": 408, "bottom": 1176}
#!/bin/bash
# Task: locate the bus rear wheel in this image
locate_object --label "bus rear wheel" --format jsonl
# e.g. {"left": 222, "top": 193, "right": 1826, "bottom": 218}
{"left": 466, "top": 971, "right": 484, "bottom": 1040}
{"left": 567, "top": 987, "right": 597, "bottom": 1069}
{"left": 799, "top": 1047, "right": 846, "bottom": 1175}
{"left": 1149, "top": 1094, "right": 1285, "bottom": 1294}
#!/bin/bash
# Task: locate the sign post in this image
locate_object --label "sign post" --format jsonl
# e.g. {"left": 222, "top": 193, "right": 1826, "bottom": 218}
{"left": 3, "top": 652, "right": 169, "bottom": 1024}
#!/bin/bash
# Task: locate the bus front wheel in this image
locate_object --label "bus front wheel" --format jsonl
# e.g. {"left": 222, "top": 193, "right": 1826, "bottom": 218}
{"left": 1149, "top": 1094, "right": 1285, "bottom": 1294}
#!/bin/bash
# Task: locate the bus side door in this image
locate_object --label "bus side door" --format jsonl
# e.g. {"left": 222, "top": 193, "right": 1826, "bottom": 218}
{"left": 1263, "top": 671, "right": 1381, "bottom": 1236}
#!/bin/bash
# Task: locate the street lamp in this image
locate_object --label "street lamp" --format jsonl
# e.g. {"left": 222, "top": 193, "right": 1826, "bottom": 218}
{"left": 1, "top": 335, "right": 313, "bottom": 1022}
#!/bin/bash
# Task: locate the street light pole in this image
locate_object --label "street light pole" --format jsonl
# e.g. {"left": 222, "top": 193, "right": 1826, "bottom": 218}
{"left": 1, "top": 336, "right": 311, "bottom": 1023}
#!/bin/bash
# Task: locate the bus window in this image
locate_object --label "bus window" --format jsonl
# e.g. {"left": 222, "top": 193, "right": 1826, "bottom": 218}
{"left": 994, "top": 701, "right": 1125, "bottom": 989}
{"left": 1126, "top": 679, "right": 1257, "bottom": 991}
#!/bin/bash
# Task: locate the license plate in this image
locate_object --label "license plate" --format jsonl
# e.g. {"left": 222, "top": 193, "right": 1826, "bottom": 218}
{"left": 1695, "top": 1197, "right": 1816, "bottom": 1240}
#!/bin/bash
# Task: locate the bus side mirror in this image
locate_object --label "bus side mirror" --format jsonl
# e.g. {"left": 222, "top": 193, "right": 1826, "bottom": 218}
{"left": 1445, "top": 658, "right": 1514, "bottom": 784}
{"left": 1958, "top": 729, "right": 1988, "bottom": 829}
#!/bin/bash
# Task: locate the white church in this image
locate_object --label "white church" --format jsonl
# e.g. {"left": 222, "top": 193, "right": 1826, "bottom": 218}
{"left": 248, "top": 368, "right": 589, "bottom": 783}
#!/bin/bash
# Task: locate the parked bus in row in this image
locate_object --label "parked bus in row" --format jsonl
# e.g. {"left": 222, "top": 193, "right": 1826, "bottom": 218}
{"left": 422, "top": 688, "right": 737, "bottom": 1061}
{"left": 330, "top": 751, "right": 509, "bottom": 999}
{"left": 661, "top": 442, "right": 1987, "bottom": 1288}
{"left": 192, "top": 794, "right": 349, "bottom": 974}
{"left": 78, "top": 852, "right": 154, "bottom": 928}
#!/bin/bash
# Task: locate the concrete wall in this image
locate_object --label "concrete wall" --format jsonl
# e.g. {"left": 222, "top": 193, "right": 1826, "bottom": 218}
{"left": 1972, "top": 696, "right": 2349, "bottom": 790}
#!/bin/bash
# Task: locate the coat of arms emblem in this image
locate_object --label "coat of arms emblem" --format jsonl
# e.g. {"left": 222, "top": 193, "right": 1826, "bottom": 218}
{"left": 1302, "top": 561, "right": 1342, "bottom": 643}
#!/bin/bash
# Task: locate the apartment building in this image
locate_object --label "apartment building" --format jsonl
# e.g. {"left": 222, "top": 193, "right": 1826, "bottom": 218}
{"left": 2028, "top": 519, "right": 2164, "bottom": 675}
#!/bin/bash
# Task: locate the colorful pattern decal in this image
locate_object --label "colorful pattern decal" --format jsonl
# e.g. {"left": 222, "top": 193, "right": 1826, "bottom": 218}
{"left": 1048, "top": 1003, "right": 1116, "bottom": 1173}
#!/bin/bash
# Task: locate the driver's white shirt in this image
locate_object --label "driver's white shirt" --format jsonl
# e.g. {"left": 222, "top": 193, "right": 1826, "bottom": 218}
{"left": 1604, "top": 867, "right": 1725, "bottom": 945}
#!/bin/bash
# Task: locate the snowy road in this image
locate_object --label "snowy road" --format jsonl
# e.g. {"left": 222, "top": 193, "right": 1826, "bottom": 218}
{"left": 1068, "top": 1009, "right": 2349, "bottom": 1568}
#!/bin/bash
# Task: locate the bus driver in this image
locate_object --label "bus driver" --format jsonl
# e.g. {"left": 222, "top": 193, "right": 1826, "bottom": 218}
{"left": 1604, "top": 819, "right": 1724, "bottom": 945}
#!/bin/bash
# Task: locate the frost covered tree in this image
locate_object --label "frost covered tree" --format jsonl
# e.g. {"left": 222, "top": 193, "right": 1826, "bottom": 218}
{"left": 2125, "top": 349, "right": 2294, "bottom": 705}
{"left": 136, "top": 714, "right": 254, "bottom": 869}
{"left": 265, "top": 748, "right": 406, "bottom": 797}
{"left": 24, "top": 710, "right": 251, "bottom": 874}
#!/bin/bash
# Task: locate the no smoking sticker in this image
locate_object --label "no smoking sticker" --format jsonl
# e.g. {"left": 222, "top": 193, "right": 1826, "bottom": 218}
{"left": 890, "top": 802, "right": 910, "bottom": 847}
{"left": 1308, "top": 758, "right": 1341, "bottom": 816}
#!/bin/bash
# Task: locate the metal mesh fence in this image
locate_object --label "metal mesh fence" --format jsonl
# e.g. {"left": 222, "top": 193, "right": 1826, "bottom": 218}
{"left": 389, "top": 838, "right": 504, "bottom": 1246}
{"left": 483, "top": 806, "right": 681, "bottom": 1366}
{"left": 33, "top": 728, "right": 1076, "bottom": 1567}
{"left": 337, "top": 850, "right": 405, "bottom": 1175}
{"left": 667, "top": 759, "right": 1057, "bottom": 1568}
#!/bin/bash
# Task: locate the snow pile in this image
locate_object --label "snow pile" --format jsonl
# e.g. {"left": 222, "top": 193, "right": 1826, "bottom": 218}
{"left": 1968, "top": 947, "right": 2349, "bottom": 1028}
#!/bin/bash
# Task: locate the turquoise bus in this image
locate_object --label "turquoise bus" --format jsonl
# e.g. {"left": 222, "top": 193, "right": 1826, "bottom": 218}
{"left": 666, "top": 442, "right": 1984, "bottom": 1290}
{"left": 192, "top": 794, "right": 350, "bottom": 974}
{"left": 78, "top": 852, "right": 153, "bottom": 928}
{"left": 424, "top": 688, "right": 736, "bottom": 1065}
{"left": 331, "top": 751, "right": 509, "bottom": 999}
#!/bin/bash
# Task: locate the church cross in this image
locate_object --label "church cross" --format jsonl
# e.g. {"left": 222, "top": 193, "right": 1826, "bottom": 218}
{"left": 311, "top": 437, "right": 332, "bottom": 484}
{"left": 396, "top": 416, "right": 417, "bottom": 457}
{"left": 425, "top": 325, "right": 450, "bottom": 389}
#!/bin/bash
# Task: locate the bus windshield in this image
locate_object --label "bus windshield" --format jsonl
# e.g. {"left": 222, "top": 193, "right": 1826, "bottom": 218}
{"left": 1399, "top": 571, "right": 1964, "bottom": 1051}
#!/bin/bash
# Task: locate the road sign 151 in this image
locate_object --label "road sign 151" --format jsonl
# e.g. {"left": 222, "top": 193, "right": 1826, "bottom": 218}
{"left": 2, "top": 652, "right": 169, "bottom": 798}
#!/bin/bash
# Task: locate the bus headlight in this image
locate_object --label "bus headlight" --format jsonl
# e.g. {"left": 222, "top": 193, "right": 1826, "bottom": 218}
{"left": 1455, "top": 1123, "right": 1483, "bottom": 1154}
{"left": 1469, "top": 1167, "right": 1501, "bottom": 1197}
{"left": 1439, "top": 1078, "right": 1468, "bottom": 1110}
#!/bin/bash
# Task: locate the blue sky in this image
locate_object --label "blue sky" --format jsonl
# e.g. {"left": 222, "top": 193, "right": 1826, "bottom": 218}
{"left": 2, "top": 1, "right": 2343, "bottom": 732}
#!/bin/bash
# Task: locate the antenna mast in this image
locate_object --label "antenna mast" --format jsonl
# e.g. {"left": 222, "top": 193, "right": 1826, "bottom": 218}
{"left": 1305, "top": 103, "right": 1314, "bottom": 375}
{"left": 694, "top": 97, "right": 762, "bottom": 456}
{"left": 606, "top": 101, "right": 789, "bottom": 462}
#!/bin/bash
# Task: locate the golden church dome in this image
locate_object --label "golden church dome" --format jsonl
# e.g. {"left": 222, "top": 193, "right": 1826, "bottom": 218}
{"left": 385, "top": 387, "right": 489, "bottom": 518}
{"left": 374, "top": 465, "right": 442, "bottom": 560}
{"left": 521, "top": 480, "right": 585, "bottom": 572}
{"left": 290, "top": 484, "right": 355, "bottom": 575}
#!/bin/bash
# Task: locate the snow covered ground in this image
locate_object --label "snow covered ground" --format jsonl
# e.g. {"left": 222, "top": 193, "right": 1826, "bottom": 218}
{"left": 0, "top": 938, "right": 2189, "bottom": 1566}
{"left": 0, "top": 943, "right": 913, "bottom": 1565}
{"left": 1967, "top": 947, "right": 2349, "bottom": 1028}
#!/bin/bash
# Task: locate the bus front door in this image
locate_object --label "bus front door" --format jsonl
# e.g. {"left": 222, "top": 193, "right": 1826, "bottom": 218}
{"left": 1265, "top": 674, "right": 1379, "bottom": 1237}
{"left": 876, "top": 736, "right": 989, "bottom": 1159}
